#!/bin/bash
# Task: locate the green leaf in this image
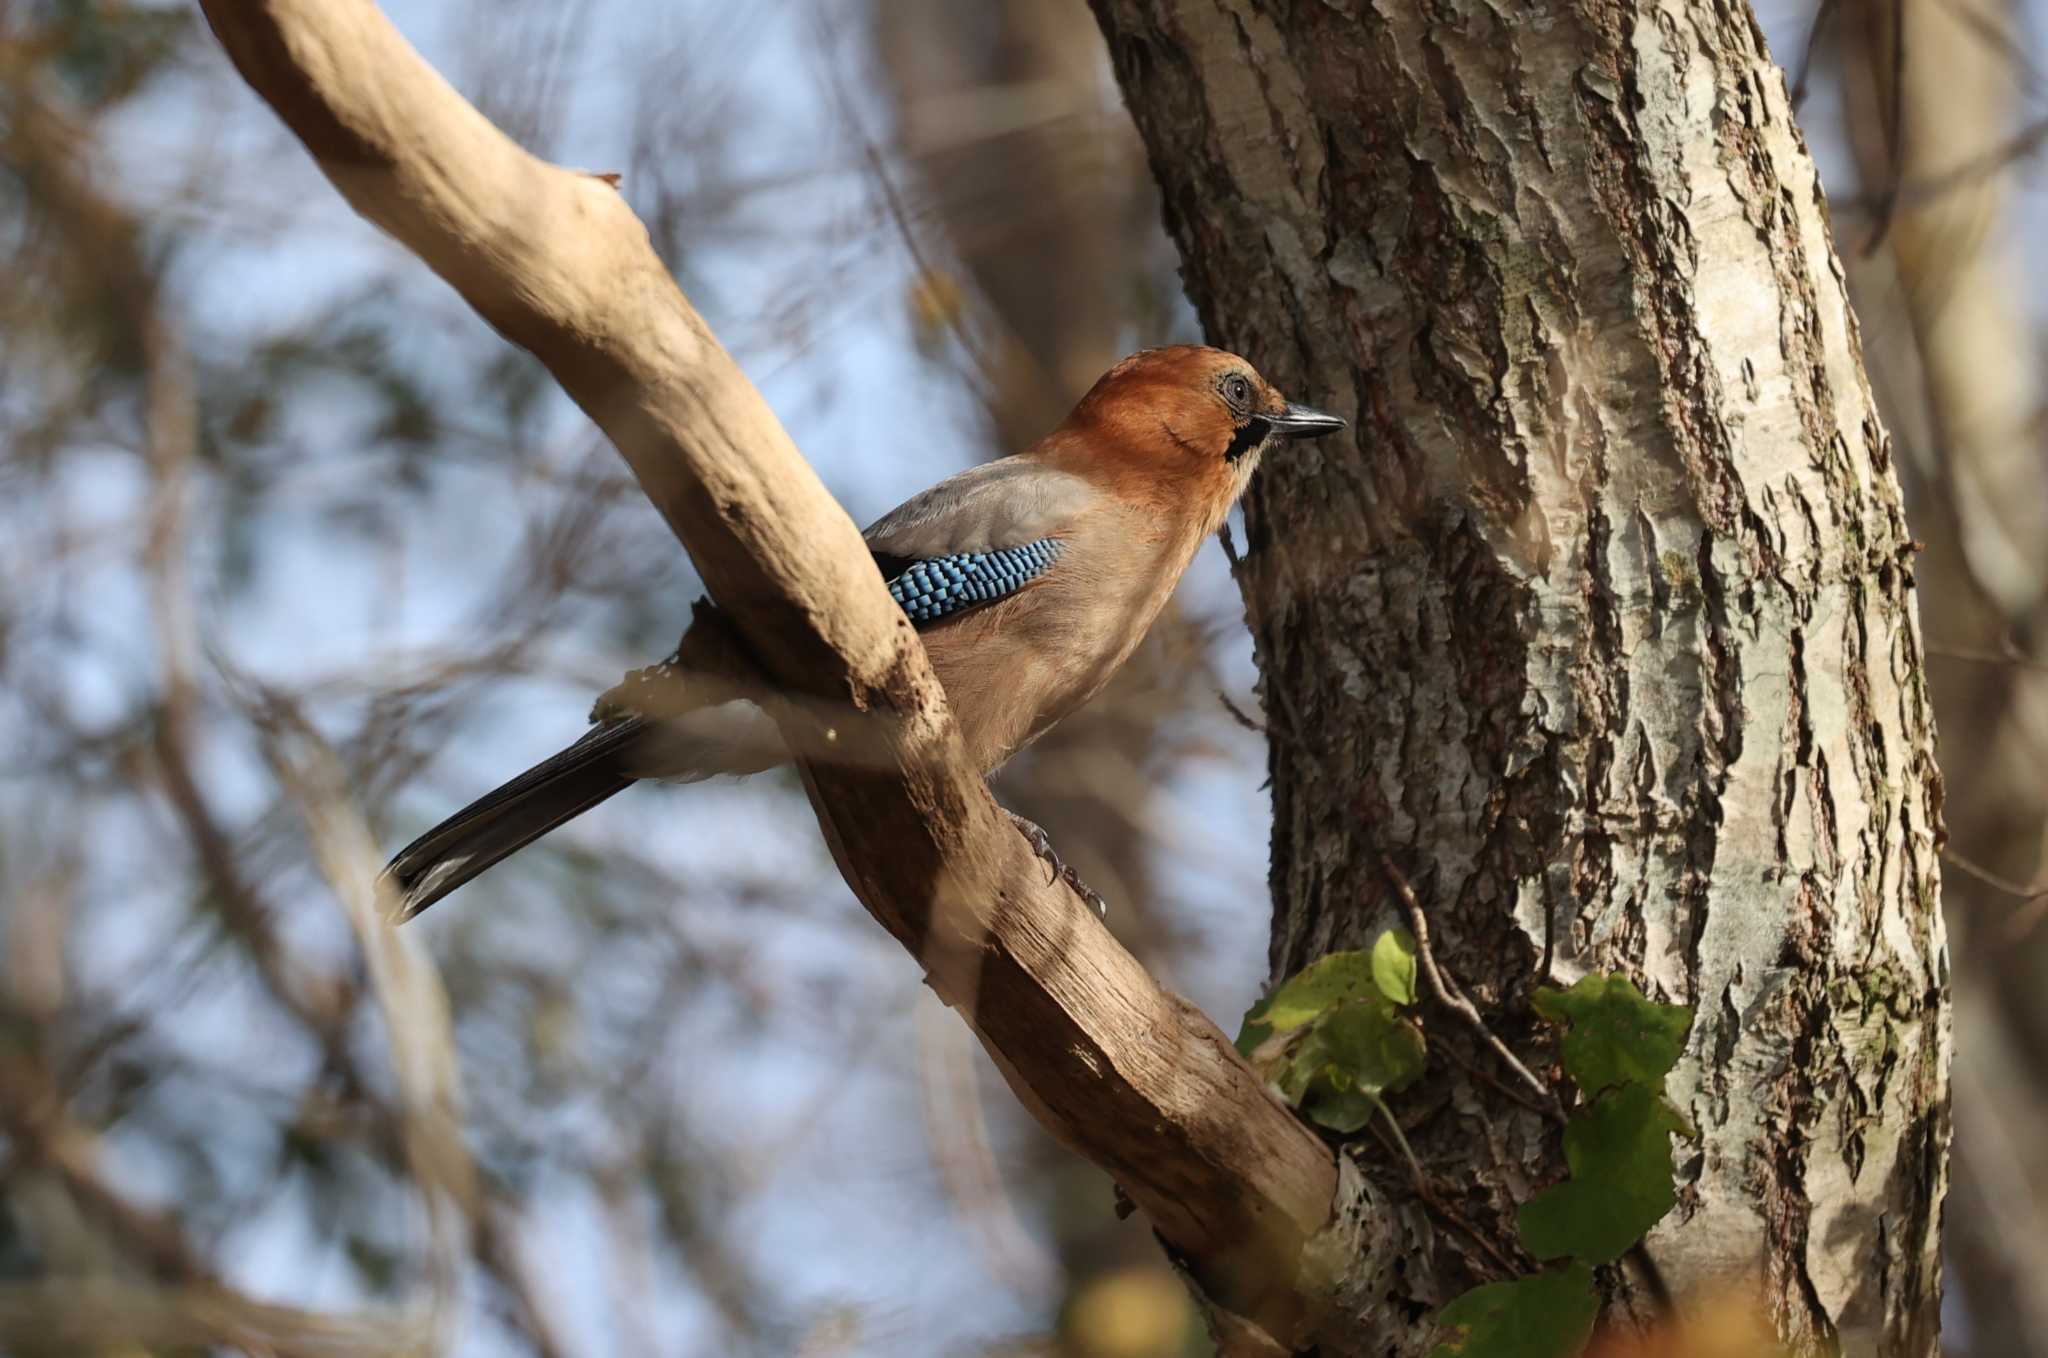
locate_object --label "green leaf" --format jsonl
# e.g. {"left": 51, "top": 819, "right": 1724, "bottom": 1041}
{"left": 1234, "top": 1018, "right": 1274, "bottom": 1060}
{"left": 1318, "top": 997, "right": 1427, "bottom": 1096}
{"left": 1517, "top": 1083, "right": 1687, "bottom": 1265}
{"left": 1371, "top": 927, "right": 1420, "bottom": 1006}
{"left": 1245, "top": 989, "right": 1428, "bottom": 1130}
{"left": 1238, "top": 951, "right": 1378, "bottom": 1041}
{"left": 1274, "top": 1027, "right": 1327, "bottom": 1102}
{"left": 1429, "top": 1263, "right": 1598, "bottom": 1358}
{"left": 1274, "top": 997, "right": 1427, "bottom": 1132}
{"left": 1300, "top": 1072, "right": 1380, "bottom": 1134}
{"left": 1533, "top": 974, "right": 1692, "bottom": 1095}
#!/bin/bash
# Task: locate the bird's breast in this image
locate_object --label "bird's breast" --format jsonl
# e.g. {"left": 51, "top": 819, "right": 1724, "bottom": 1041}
{"left": 918, "top": 513, "right": 1201, "bottom": 772}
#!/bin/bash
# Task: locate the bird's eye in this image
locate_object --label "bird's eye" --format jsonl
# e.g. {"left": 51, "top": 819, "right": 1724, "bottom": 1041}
{"left": 1223, "top": 374, "right": 1252, "bottom": 410}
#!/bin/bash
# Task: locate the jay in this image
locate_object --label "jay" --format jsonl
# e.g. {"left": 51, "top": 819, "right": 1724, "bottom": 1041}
{"left": 383, "top": 345, "right": 1344, "bottom": 919}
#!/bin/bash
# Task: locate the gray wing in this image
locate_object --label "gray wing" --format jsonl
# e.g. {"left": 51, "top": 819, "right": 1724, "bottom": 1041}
{"left": 862, "top": 456, "right": 1095, "bottom": 628}
{"left": 862, "top": 456, "right": 1094, "bottom": 563}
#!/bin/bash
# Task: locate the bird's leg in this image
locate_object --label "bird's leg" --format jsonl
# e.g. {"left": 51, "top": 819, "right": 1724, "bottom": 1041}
{"left": 1004, "top": 811, "right": 1109, "bottom": 918}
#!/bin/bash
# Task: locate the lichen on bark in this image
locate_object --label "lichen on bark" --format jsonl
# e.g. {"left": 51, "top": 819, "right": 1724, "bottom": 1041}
{"left": 1091, "top": 2, "right": 1949, "bottom": 1353}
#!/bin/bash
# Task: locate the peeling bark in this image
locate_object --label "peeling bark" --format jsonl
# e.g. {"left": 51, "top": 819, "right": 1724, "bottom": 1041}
{"left": 1091, "top": 3, "right": 1949, "bottom": 1353}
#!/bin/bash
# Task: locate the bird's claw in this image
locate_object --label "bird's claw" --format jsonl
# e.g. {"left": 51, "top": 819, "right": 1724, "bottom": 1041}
{"left": 1005, "top": 812, "right": 1110, "bottom": 918}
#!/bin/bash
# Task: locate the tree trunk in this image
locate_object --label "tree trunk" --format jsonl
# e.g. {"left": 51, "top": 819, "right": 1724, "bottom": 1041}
{"left": 1089, "top": 4, "right": 1950, "bottom": 1355}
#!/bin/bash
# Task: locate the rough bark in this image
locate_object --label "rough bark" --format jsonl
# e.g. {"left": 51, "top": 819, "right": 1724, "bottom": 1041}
{"left": 1090, "top": 3, "right": 1949, "bottom": 1354}
{"left": 194, "top": 0, "right": 1338, "bottom": 1342}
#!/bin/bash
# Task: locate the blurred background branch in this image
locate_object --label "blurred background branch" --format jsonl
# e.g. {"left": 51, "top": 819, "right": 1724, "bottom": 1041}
{"left": 1818, "top": 1, "right": 2048, "bottom": 1353}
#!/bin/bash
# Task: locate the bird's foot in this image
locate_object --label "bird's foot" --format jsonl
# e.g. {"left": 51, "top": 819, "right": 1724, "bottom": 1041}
{"left": 1005, "top": 812, "right": 1109, "bottom": 918}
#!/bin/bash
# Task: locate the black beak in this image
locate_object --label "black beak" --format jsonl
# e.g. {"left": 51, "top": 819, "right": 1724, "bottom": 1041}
{"left": 1267, "top": 402, "right": 1347, "bottom": 439}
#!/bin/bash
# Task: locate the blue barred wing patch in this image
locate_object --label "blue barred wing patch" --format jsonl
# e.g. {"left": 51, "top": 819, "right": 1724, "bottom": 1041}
{"left": 885, "top": 538, "right": 1063, "bottom": 625}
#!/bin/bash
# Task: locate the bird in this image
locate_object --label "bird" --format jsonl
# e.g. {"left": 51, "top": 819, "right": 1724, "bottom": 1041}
{"left": 381, "top": 345, "right": 1345, "bottom": 921}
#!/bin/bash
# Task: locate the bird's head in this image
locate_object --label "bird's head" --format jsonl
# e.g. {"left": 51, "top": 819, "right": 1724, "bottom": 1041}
{"left": 1050, "top": 346, "right": 1345, "bottom": 529}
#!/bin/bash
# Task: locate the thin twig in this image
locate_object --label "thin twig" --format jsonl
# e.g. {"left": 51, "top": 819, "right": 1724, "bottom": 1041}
{"left": 1835, "top": 117, "right": 2048, "bottom": 221}
{"left": 1219, "top": 519, "right": 1246, "bottom": 576}
{"left": 1926, "top": 637, "right": 2048, "bottom": 673}
{"left": 1788, "top": 0, "right": 1842, "bottom": 109}
{"left": 1379, "top": 855, "right": 1565, "bottom": 1123}
{"left": 1862, "top": 0, "right": 1908, "bottom": 255}
{"left": 1370, "top": 1093, "right": 1423, "bottom": 1185}
{"left": 1218, "top": 688, "right": 1309, "bottom": 752}
{"left": 1217, "top": 690, "right": 1268, "bottom": 736}
{"left": 1362, "top": 1108, "right": 1518, "bottom": 1278}
{"left": 805, "top": 8, "right": 1018, "bottom": 410}
{"left": 1943, "top": 849, "right": 2048, "bottom": 939}
{"left": 1381, "top": 861, "right": 1679, "bottom": 1309}
{"left": 1944, "top": 848, "right": 2048, "bottom": 899}
{"left": 1437, "top": 1043, "right": 1564, "bottom": 1124}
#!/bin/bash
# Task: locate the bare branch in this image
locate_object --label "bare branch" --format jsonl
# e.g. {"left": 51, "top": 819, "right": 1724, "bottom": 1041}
{"left": 0, "top": 1281, "right": 417, "bottom": 1358}
{"left": 194, "top": 0, "right": 1336, "bottom": 1338}
{"left": 1943, "top": 849, "right": 2048, "bottom": 939}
